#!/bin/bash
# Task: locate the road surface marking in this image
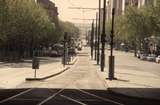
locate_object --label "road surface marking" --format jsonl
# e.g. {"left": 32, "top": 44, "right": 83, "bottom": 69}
{"left": 77, "top": 89, "right": 124, "bottom": 105}
{"left": 60, "top": 94, "right": 87, "bottom": 105}
{"left": 0, "top": 88, "right": 33, "bottom": 104}
{"left": 38, "top": 89, "right": 64, "bottom": 105}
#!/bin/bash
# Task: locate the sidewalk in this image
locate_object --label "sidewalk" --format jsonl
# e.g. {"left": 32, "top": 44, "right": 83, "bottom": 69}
{"left": 89, "top": 49, "right": 160, "bottom": 101}
{"left": 26, "top": 57, "right": 77, "bottom": 81}
{"left": 98, "top": 67, "right": 160, "bottom": 100}
{"left": 0, "top": 57, "right": 77, "bottom": 89}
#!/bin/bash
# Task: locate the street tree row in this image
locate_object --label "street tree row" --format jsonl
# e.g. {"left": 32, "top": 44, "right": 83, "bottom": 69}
{"left": 106, "top": 0, "right": 160, "bottom": 56}
{"left": 0, "top": 0, "right": 79, "bottom": 61}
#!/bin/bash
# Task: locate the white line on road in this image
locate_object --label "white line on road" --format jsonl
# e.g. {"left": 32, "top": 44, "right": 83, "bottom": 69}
{"left": 38, "top": 89, "right": 64, "bottom": 105}
{"left": 60, "top": 94, "right": 87, "bottom": 105}
{"left": 77, "top": 89, "right": 124, "bottom": 105}
{"left": 0, "top": 88, "right": 33, "bottom": 104}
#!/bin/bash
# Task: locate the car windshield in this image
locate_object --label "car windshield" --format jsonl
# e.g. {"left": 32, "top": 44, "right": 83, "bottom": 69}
{"left": 0, "top": 0, "right": 160, "bottom": 105}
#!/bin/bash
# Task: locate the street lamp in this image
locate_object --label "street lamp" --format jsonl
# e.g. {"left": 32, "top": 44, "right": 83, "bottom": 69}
{"left": 109, "top": 0, "right": 116, "bottom": 80}
{"left": 97, "top": 0, "right": 101, "bottom": 65}
{"left": 101, "top": 0, "right": 106, "bottom": 72}
{"left": 90, "top": 20, "right": 95, "bottom": 59}
{"left": 94, "top": 13, "right": 98, "bottom": 60}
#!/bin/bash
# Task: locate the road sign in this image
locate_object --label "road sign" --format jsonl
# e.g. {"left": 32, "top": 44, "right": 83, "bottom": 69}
{"left": 32, "top": 57, "right": 39, "bottom": 69}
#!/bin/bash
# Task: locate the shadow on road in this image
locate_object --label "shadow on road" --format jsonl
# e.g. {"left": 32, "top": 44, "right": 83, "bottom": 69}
{"left": 0, "top": 88, "right": 159, "bottom": 105}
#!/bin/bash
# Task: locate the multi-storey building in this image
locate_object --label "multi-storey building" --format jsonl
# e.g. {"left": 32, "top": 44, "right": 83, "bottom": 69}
{"left": 106, "top": 0, "right": 157, "bottom": 21}
{"left": 107, "top": 0, "right": 125, "bottom": 20}
{"left": 138, "top": 0, "right": 157, "bottom": 8}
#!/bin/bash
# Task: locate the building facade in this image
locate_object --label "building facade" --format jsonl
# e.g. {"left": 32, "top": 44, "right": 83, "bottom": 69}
{"left": 107, "top": 0, "right": 125, "bottom": 20}
{"left": 106, "top": 0, "right": 157, "bottom": 21}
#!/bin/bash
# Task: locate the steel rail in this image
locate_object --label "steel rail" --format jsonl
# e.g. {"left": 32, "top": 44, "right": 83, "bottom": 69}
{"left": 0, "top": 88, "right": 33, "bottom": 104}
{"left": 76, "top": 89, "right": 125, "bottom": 105}
{"left": 60, "top": 94, "right": 87, "bottom": 105}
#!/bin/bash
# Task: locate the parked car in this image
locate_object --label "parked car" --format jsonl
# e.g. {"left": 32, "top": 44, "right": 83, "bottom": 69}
{"left": 156, "top": 56, "right": 160, "bottom": 63}
{"left": 52, "top": 44, "right": 63, "bottom": 56}
{"left": 140, "top": 54, "right": 148, "bottom": 60}
{"left": 50, "top": 50, "right": 58, "bottom": 57}
{"left": 77, "top": 42, "right": 82, "bottom": 51}
{"left": 146, "top": 54, "right": 156, "bottom": 62}
{"left": 136, "top": 51, "right": 144, "bottom": 58}
{"left": 68, "top": 48, "right": 76, "bottom": 56}
{"left": 77, "top": 47, "right": 82, "bottom": 51}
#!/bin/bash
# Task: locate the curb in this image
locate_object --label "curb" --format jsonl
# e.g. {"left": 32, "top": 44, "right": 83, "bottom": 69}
{"left": 25, "top": 67, "right": 70, "bottom": 81}
{"left": 67, "top": 57, "right": 78, "bottom": 65}
{"left": 108, "top": 88, "right": 160, "bottom": 101}
{"left": 96, "top": 70, "right": 160, "bottom": 101}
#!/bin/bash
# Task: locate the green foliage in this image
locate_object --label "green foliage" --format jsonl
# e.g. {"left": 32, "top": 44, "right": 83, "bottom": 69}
{"left": 0, "top": 0, "right": 79, "bottom": 60}
{"left": 106, "top": 3, "right": 160, "bottom": 51}
{"left": 0, "top": 0, "right": 56, "bottom": 59}
{"left": 59, "top": 21, "right": 80, "bottom": 40}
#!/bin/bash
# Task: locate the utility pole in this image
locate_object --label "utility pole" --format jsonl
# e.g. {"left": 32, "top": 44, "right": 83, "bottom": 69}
{"left": 94, "top": 13, "right": 98, "bottom": 60}
{"left": 101, "top": 0, "right": 106, "bottom": 72}
{"left": 90, "top": 21, "right": 94, "bottom": 59}
{"left": 109, "top": 4, "right": 116, "bottom": 80}
{"left": 63, "top": 32, "right": 68, "bottom": 67}
{"left": 97, "top": 0, "right": 101, "bottom": 65}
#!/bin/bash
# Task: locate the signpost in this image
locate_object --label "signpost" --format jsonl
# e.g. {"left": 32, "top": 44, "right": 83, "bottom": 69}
{"left": 32, "top": 56, "right": 39, "bottom": 78}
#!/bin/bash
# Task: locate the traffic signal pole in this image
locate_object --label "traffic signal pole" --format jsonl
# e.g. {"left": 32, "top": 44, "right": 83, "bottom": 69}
{"left": 101, "top": 0, "right": 106, "bottom": 72}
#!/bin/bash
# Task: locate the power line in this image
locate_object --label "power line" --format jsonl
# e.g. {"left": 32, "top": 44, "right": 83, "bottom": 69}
{"left": 72, "top": 18, "right": 96, "bottom": 21}
{"left": 67, "top": 0, "right": 75, "bottom": 6}
{"left": 69, "top": 7, "right": 98, "bottom": 10}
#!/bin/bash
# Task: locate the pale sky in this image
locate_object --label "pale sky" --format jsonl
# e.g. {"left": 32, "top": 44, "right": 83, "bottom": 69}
{"left": 51, "top": 0, "right": 100, "bottom": 24}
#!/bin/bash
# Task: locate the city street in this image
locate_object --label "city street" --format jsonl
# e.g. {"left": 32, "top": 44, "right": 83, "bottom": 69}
{"left": 1, "top": 0, "right": 160, "bottom": 104}
{"left": 17, "top": 48, "right": 106, "bottom": 89}
{"left": 0, "top": 47, "right": 159, "bottom": 105}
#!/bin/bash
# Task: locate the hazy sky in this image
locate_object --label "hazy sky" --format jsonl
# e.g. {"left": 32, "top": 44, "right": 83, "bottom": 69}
{"left": 51, "top": 0, "right": 100, "bottom": 24}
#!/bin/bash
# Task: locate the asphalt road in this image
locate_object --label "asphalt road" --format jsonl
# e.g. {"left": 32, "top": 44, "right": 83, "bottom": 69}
{"left": 0, "top": 88, "right": 159, "bottom": 105}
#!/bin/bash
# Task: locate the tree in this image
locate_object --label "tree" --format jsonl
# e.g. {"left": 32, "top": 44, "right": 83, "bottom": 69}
{"left": 0, "top": 0, "right": 80, "bottom": 61}
{"left": 0, "top": 0, "right": 56, "bottom": 60}
{"left": 106, "top": 6, "right": 154, "bottom": 54}
{"left": 59, "top": 21, "right": 80, "bottom": 41}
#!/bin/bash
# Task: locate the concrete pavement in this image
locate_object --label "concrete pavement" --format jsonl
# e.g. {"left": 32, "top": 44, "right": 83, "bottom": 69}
{"left": 0, "top": 47, "right": 160, "bottom": 104}
{"left": 1, "top": 46, "right": 160, "bottom": 101}
{"left": 0, "top": 57, "right": 76, "bottom": 89}
{"left": 91, "top": 48, "right": 160, "bottom": 101}
{"left": 25, "top": 57, "right": 77, "bottom": 81}
{"left": 18, "top": 47, "right": 160, "bottom": 100}
{"left": 17, "top": 48, "right": 107, "bottom": 90}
